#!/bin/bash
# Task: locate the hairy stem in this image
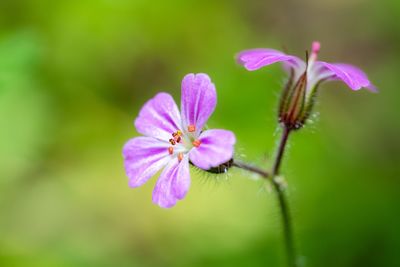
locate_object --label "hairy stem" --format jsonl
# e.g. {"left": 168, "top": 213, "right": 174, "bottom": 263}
{"left": 272, "top": 126, "right": 297, "bottom": 267}
{"left": 232, "top": 126, "right": 296, "bottom": 266}
{"left": 232, "top": 160, "right": 269, "bottom": 178}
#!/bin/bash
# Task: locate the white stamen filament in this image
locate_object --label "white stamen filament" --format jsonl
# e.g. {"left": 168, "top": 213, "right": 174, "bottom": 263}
{"left": 307, "top": 41, "right": 320, "bottom": 73}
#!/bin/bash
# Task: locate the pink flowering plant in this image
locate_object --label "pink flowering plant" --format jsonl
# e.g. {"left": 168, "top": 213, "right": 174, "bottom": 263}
{"left": 123, "top": 74, "right": 235, "bottom": 208}
{"left": 238, "top": 41, "right": 376, "bottom": 130}
{"left": 123, "top": 41, "right": 375, "bottom": 267}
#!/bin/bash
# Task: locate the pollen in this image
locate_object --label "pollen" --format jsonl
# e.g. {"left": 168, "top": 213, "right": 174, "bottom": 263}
{"left": 168, "top": 146, "right": 174, "bottom": 155}
{"left": 188, "top": 125, "right": 196, "bottom": 132}
{"left": 192, "top": 139, "right": 201, "bottom": 147}
{"left": 172, "top": 130, "right": 182, "bottom": 137}
{"left": 169, "top": 138, "right": 176, "bottom": 145}
{"left": 178, "top": 152, "right": 183, "bottom": 162}
{"left": 172, "top": 130, "right": 183, "bottom": 143}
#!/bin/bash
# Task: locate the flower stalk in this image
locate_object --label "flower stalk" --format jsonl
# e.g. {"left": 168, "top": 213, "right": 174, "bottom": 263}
{"left": 233, "top": 126, "right": 296, "bottom": 267}
{"left": 231, "top": 160, "right": 269, "bottom": 178}
{"left": 271, "top": 126, "right": 297, "bottom": 267}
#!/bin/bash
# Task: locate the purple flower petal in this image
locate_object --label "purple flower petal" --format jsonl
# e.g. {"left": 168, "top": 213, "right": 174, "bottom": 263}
{"left": 189, "top": 129, "right": 236, "bottom": 170}
{"left": 152, "top": 156, "right": 190, "bottom": 208}
{"left": 236, "top": 49, "right": 305, "bottom": 71}
{"left": 135, "top": 93, "right": 182, "bottom": 141}
{"left": 318, "top": 62, "right": 377, "bottom": 92}
{"left": 123, "top": 137, "right": 170, "bottom": 188}
{"left": 306, "top": 62, "right": 335, "bottom": 94}
{"left": 172, "top": 156, "right": 190, "bottom": 200}
{"left": 181, "top": 74, "right": 216, "bottom": 134}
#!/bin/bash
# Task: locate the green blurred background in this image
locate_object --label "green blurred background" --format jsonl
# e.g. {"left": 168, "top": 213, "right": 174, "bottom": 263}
{"left": 0, "top": 0, "right": 399, "bottom": 266}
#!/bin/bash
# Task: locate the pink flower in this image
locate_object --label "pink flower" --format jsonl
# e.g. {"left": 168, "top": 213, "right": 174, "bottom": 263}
{"left": 123, "top": 74, "right": 236, "bottom": 208}
{"left": 237, "top": 41, "right": 376, "bottom": 129}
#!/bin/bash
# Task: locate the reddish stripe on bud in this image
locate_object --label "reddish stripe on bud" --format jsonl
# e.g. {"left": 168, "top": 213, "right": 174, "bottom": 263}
{"left": 279, "top": 71, "right": 308, "bottom": 130}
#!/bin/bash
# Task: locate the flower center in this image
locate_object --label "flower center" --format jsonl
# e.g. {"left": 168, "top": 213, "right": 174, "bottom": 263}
{"left": 167, "top": 125, "right": 201, "bottom": 161}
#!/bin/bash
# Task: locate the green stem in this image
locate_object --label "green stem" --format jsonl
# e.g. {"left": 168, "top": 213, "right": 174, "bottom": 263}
{"left": 232, "top": 160, "right": 269, "bottom": 179}
{"left": 232, "top": 126, "right": 297, "bottom": 267}
{"left": 272, "top": 126, "right": 297, "bottom": 267}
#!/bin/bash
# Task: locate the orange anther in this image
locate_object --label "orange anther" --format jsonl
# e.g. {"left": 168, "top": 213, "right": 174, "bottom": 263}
{"left": 192, "top": 139, "right": 201, "bottom": 147}
{"left": 168, "top": 147, "right": 174, "bottom": 155}
{"left": 178, "top": 152, "right": 183, "bottom": 162}
{"left": 188, "top": 125, "right": 196, "bottom": 132}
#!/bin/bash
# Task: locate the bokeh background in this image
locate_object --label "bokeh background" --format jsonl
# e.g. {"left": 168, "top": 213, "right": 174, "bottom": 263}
{"left": 1, "top": 0, "right": 399, "bottom": 266}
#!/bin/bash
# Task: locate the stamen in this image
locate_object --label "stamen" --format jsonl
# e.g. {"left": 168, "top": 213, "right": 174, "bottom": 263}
{"left": 169, "top": 138, "right": 176, "bottom": 145}
{"left": 172, "top": 130, "right": 183, "bottom": 142}
{"left": 192, "top": 139, "right": 201, "bottom": 147}
{"left": 172, "top": 130, "right": 182, "bottom": 138}
{"left": 309, "top": 41, "right": 320, "bottom": 63}
{"left": 312, "top": 41, "right": 320, "bottom": 55}
{"left": 168, "top": 146, "right": 174, "bottom": 155}
{"left": 178, "top": 152, "right": 183, "bottom": 162}
{"left": 307, "top": 41, "right": 320, "bottom": 72}
{"left": 188, "top": 125, "right": 196, "bottom": 132}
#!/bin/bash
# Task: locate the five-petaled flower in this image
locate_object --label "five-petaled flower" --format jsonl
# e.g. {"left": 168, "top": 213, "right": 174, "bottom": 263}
{"left": 237, "top": 41, "right": 376, "bottom": 130}
{"left": 123, "top": 74, "right": 236, "bottom": 208}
